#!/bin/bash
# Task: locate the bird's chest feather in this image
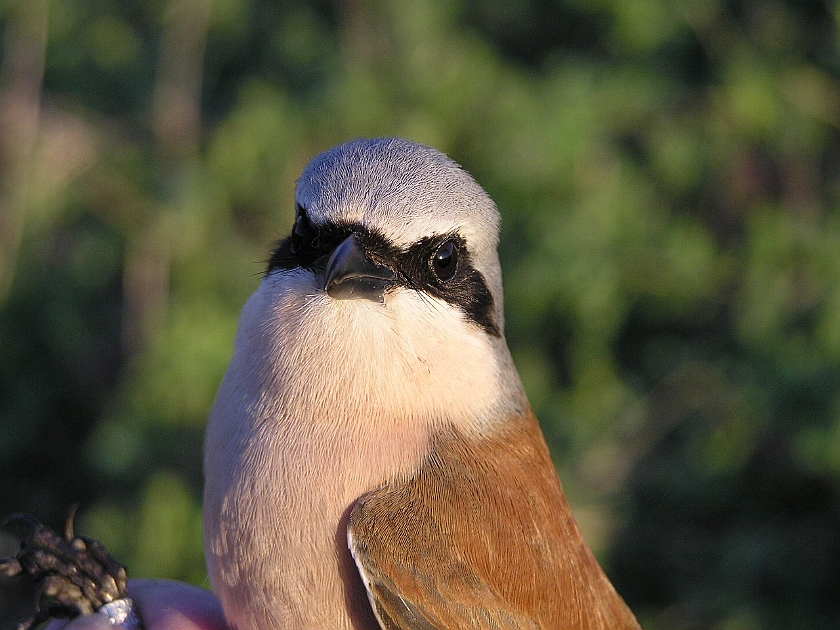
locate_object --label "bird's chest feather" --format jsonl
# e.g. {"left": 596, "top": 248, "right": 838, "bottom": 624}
{"left": 208, "top": 415, "right": 425, "bottom": 630}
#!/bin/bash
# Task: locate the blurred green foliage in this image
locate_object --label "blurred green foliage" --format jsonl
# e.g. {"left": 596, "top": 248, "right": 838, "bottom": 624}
{"left": 2, "top": 0, "right": 840, "bottom": 628}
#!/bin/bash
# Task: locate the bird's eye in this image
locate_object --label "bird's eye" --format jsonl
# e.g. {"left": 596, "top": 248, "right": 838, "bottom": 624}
{"left": 431, "top": 240, "right": 458, "bottom": 281}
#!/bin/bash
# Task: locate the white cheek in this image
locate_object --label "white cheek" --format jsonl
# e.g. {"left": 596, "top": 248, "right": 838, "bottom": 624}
{"left": 379, "top": 289, "right": 499, "bottom": 421}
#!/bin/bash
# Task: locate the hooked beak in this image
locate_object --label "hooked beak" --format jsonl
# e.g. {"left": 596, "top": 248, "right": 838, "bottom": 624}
{"left": 324, "top": 234, "right": 396, "bottom": 302}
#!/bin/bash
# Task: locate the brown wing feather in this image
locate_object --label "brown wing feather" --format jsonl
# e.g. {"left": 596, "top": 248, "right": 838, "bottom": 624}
{"left": 347, "top": 408, "right": 641, "bottom": 630}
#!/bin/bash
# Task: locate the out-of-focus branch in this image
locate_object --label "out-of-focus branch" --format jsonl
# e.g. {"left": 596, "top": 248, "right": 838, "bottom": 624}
{"left": 122, "top": 0, "right": 211, "bottom": 353}
{"left": 0, "top": 0, "right": 49, "bottom": 301}
{"left": 152, "top": 0, "right": 211, "bottom": 159}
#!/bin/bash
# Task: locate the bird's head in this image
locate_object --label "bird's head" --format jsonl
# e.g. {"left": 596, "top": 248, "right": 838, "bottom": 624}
{"left": 228, "top": 137, "right": 526, "bottom": 432}
{"left": 270, "top": 137, "right": 504, "bottom": 332}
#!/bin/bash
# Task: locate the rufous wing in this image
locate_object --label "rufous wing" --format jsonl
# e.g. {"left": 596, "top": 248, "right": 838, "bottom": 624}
{"left": 347, "top": 409, "right": 641, "bottom": 630}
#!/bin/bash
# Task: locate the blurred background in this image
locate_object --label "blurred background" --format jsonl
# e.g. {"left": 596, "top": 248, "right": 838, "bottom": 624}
{"left": 1, "top": 0, "right": 840, "bottom": 628}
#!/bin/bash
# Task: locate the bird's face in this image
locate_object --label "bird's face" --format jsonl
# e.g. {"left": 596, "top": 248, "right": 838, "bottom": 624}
{"left": 238, "top": 137, "right": 525, "bottom": 434}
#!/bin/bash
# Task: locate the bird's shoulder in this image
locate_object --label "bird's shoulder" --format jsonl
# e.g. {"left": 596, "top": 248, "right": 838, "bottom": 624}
{"left": 347, "top": 409, "right": 641, "bottom": 630}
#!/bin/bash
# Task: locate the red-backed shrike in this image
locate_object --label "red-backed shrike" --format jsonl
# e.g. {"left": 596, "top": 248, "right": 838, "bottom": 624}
{"left": 204, "top": 138, "right": 640, "bottom": 630}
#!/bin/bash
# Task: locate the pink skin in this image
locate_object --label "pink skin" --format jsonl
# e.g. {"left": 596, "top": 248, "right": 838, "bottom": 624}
{"left": 44, "top": 579, "right": 230, "bottom": 630}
